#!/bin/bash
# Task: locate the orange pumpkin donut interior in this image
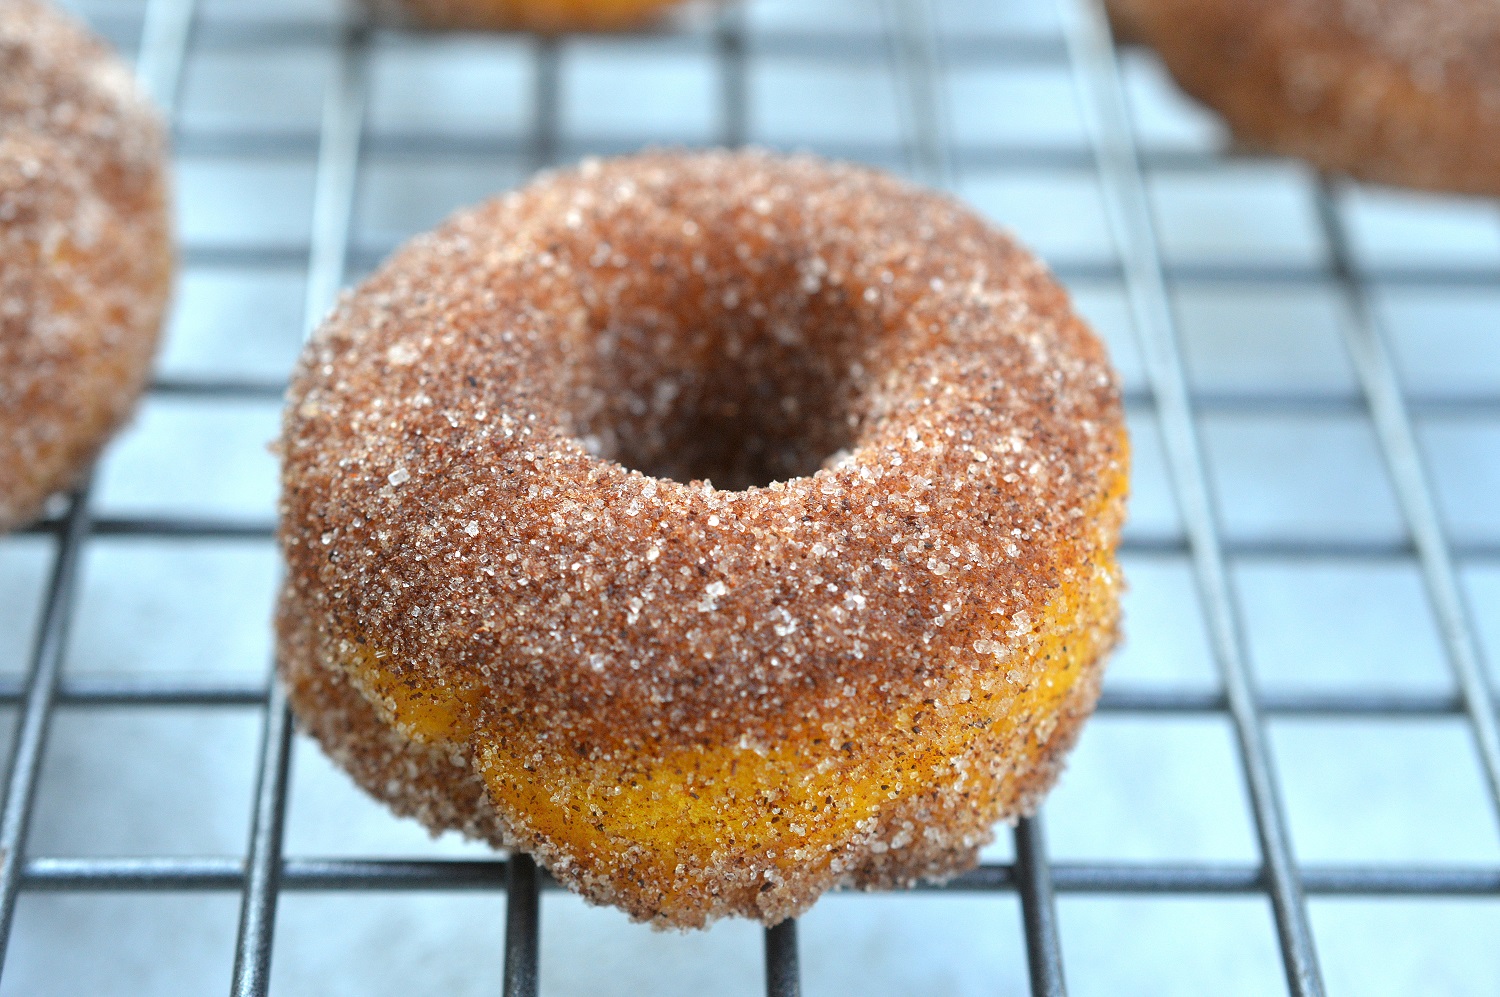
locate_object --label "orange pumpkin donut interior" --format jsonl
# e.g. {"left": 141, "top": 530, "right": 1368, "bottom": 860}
{"left": 277, "top": 150, "right": 1129, "bottom": 928}
{"left": 359, "top": 0, "right": 692, "bottom": 32}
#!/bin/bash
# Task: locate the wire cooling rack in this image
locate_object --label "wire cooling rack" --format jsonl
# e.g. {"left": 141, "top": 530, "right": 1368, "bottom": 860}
{"left": 3, "top": 0, "right": 1499, "bottom": 994}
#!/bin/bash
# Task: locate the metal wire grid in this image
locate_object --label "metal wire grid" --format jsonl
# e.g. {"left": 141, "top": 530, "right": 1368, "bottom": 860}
{"left": 1, "top": 0, "right": 1497, "bottom": 994}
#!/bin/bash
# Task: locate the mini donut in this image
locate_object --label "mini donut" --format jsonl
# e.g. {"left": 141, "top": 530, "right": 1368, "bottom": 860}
{"left": 1108, "top": 0, "right": 1500, "bottom": 197}
{"left": 0, "top": 0, "right": 172, "bottom": 530}
{"left": 277, "top": 150, "right": 1129, "bottom": 928}
{"left": 358, "top": 0, "right": 692, "bottom": 33}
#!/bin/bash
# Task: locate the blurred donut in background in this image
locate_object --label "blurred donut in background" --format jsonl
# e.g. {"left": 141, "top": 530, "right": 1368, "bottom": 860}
{"left": 1108, "top": 0, "right": 1500, "bottom": 196}
{"left": 0, "top": 0, "right": 173, "bottom": 530}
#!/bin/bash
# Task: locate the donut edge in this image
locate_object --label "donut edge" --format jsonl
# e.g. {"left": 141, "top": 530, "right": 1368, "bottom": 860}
{"left": 1107, "top": 0, "right": 1500, "bottom": 198}
{"left": 276, "top": 499, "right": 1122, "bottom": 929}
{"left": 351, "top": 0, "right": 699, "bottom": 33}
{"left": 0, "top": 0, "right": 174, "bottom": 531}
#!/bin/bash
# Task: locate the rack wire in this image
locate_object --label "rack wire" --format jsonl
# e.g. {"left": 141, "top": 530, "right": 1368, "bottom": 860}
{"left": 3, "top": 0, "right": 1499, "bottom": 993}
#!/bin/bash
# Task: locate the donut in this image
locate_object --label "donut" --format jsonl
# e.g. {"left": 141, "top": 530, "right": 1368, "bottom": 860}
{"left": 0, "top": 0, "right": 173, "bottom": 530}
{"left": 1107, "top": 0, "right": 1500, "bottom": 197}
{"left": 358, "top": 0, "right": 691, "bottom": 33}
{"left": 277, "top": 150, "right": 1129, "bottom": 928}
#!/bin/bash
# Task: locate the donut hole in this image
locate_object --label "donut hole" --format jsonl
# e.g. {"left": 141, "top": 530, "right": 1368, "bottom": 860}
{"left": 567, "top": 265, "right": 872, "bottom": 492}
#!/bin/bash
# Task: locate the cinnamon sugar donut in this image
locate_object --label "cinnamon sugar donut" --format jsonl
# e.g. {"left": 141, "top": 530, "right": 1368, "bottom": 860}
{"left": 0, "top": 0, "right": 172, "bottom": 530}
{"left": 1108, "top": 0, "right": 1500, "bottom": 196}
{"left": 277, "top": 150, "right": 1129, "bottom": 928}
{"left": 359, "top": 0, "right": 691, "bottom": 32}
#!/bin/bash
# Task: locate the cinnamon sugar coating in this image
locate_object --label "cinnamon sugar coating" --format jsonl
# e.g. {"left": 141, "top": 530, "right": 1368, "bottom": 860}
{"left": 1109, "top": 0, "right": 1500, "bottom": 196}
{"left": 357, "top": 0, "right": 691, "bottom": 32}
{"left": 278, "top": 150, "right": 1129, "bottom": 927}
{"left": 0, "top": 0, "right": 173, "bottom": 530}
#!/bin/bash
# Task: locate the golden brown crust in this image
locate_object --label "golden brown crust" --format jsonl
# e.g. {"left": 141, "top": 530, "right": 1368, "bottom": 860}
{"left": 281, "top": 579, "right": 1105, "bottom": 920}
{"left": 357, "top": 0, "right": 694, "bottom": 32}
{"left": 279, "top": 588, "right": 512, "bottom": 846}
{"left": 0, "top": 0, "right": 173, "bottom": 530}
{"left": 278, "top": 149, "right": 1128, "bottom": 927}
{"left": 1108, "top": 0, "right": 1500, "bottom": 196}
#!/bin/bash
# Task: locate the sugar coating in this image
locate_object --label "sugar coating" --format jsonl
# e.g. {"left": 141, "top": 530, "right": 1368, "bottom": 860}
{"left": 1330, "top": 0, "right": 1499, "bottom": 75}
{"left": 1108, "top": 0, "right": 1500, "bottom": 196}
{"left": 358, "top": 0, "right": 688, "bottom": 32}
{"left": 278, "top": 150, "right": 1130, "bottom": 927}
{"left": 0, "top": 0, "right": 173, "bottom": 530}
